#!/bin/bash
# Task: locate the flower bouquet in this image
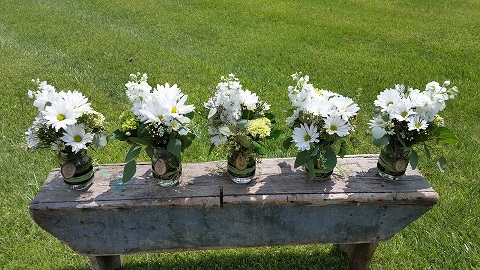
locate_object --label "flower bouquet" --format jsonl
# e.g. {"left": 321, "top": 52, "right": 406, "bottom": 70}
{"left": 284, "top": 73, "right": 360, "bottom": 180}
{"left": 369, "top": 81, "right": 458, "bottom": 180}
{"left": 25, "top": 79, "right": 107, "bottom": 190}
{"left": 112, "top": 73, "right": 195, "bottom": 186}
{"left": 205, "top": 74, "right": 277, "bottom": 184}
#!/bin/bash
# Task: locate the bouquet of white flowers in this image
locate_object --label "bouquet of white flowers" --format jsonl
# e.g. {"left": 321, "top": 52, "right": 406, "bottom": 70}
{"left": 25, "top": 79, "right": 107, "bottom": 189}
{"left": 370, "top": 81, "right": 458, "bottom": 178}
{"left": 205, "top": 74, "right": 277, "bottom": 183}
{"left": 25, "top": 79, "right": 107, "bottom": 154}
{"left": 284, "top": 73, "right": 360, "bottom": 180}
{"left": 112, "top": 73, "right": 195, "bottom": 184}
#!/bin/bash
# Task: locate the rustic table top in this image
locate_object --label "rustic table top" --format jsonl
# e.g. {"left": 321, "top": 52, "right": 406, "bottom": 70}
{"left": 30, "top": 155, "right": 438, "bottom": 209}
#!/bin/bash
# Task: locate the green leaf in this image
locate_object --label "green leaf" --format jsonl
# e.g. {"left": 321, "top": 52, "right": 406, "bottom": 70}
{"left": 410, "top": 149, "right": 418, "bottom": 170}
{"left": 324, "top": 148, "right": 337, "bottom": 171}
{"left": 283, "top": 137, "right": 293, "bottom": 149}
{"left": 252, "top": 141, "right": 266, "bottom": 155}
{"left": 208, "top": 144, "right": 215, "bottom": 155}
{"left": 93, "top": 133, "right": 108, "bottom": 148}
{"left": 128, "top": 136, "right": 153, "bottom": 146}
{"left": 236, "top": 119, "right": 249, "bottom": 129}
{"left": 137, "top": 123, "right": 148, "bottom": 137}
{"left": 396, "top": 133, "right": 407, "bottom": 147}
{"left": 373, "top": 135, "right": 389, "bottom": 147}
{"left": 242, "top": 110, "right": 255, "bottom": 120}
{"left": 145, "top": 146, "right": 154, "bottom": 158}
{"left": 207, "top": 108, "right": 217, "bottom": 119}
{"left": 338, "top": 141, "right": 347, "bottom": 158}
{"left": 125, "top": 144, "right": 142, "bottom": 163}
{"left": 122, "top": 160, "right": 136, "bottom": 183}
{"left": 236, "top": 135, "right": 252, "bottom": 149}
{"left": 423, "top": 144, "right": 431, "bottom": 159}
{"left": 269, "top": 129, "right": 282, "bottom": 139}
{"left": 294, "top": 150, "right": 310, "bottom": 168}
{"left": 167, "top": 138, "right": 182, "bottom": 158}
{"left": 372, "top": 126, "right": 386, "bottom": 139}
{"left": 218, "top": 126, "right": 234, "bottom": 136}
{"left": 436, "top": 156, "right": 447, "bottom": 172}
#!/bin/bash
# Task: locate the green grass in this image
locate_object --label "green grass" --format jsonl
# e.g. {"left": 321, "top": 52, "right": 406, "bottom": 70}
{"left": 1, "top": 0, "right": 479, "bottom": 269}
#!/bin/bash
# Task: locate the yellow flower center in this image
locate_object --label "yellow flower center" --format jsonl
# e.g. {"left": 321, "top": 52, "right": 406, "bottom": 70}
{"left": 171, "top": 107, "right": 177, "bottom": 114}
{"left": 57, "top": 114, "right": 65, "bottom": 121}
{"left": 401, "top": 111, "right": 408, "bottom": 118}
{"left": 304, "top": 134, "right": 311, "bottom": 141}
{"left": 330, "top": 125, "right": 338, "bottom": 131}
{"left": 415, "top": 122, "right": 422, "bottom": 129}
{"left": 74, "top": 135, "right": 83, "bottom": 143}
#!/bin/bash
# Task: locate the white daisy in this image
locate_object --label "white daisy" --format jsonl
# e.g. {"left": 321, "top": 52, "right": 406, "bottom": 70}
{"left": 374, "top": 88, "right": 402, "bottom": 112}
{"left": 331, "top": 95, "right": 360, "bottom": 120}
{"left": 407, "top": 115, "right": 429, "bottom": 131}
{"left": 61, "top": 124, "right": 93, "bottom": 153}
{"left": 138, "top": 99, "right": 169, "bottom": 125}
{"left": 60, "top": 90, "right": 92, "bottom": 115}
{"left": 291, "top": 123, "right": 320, "bottom": 151}
{"left": 324, "top": 115, "right": 351, "bottom": 137}
{"left": 388, "top": 100, "right": 416, "bottom": 121}
{"left": 43, "top": 100, "right": 77, "bottom": 132}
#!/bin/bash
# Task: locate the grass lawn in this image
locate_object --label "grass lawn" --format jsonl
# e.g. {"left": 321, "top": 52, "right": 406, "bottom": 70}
{"left": 1, "top": 0, "right": 479, "bottom": 269}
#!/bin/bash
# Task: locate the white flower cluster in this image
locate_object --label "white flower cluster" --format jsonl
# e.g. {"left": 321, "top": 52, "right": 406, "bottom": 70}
{"left": 369, "top": 81, "right": 458, "bottom": 139}
{"left": 125, "top": 73, "right": 195, "bottom": 136}
{"left": 25, "top": 80, "right": 104, "bottom": 153}
{"left": 204, "top": 74, "right": 271, "bottom": 146}
{"left": 287, "top": 73, "right": 360, "bottom": 151}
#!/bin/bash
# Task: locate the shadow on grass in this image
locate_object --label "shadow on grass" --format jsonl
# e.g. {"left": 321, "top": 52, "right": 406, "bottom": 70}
{"left": 59, "top": 245, "right": 349, "bottom": 270}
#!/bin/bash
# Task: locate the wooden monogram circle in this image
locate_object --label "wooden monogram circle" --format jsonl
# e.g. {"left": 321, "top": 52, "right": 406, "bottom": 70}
{"left": 394, "top": 159, "right": 407, "bottom": 172}
{"left": 61, "top": 162, "right": 77, "bottom": 179}
{"left": 153, "top": 158, "right": 168, "bottom": 176}
{"left": 235, "top": 155, "right": 248, "bottom": 171}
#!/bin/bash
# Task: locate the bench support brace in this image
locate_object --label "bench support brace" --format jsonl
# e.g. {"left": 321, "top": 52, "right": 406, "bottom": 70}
{"left": 339, "top": 243, "right": 378, "bottom": 270}
{"left": 87, "top": 255, "right": 123, "bottom": 270}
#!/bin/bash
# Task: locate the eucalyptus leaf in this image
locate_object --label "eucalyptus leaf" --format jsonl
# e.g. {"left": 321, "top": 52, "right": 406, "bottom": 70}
{"left": 372, "top": 126, "right": 386, "bottom": 139}
{"left": 437, "top": 156, "right": 447, "bottom": 172}
{"left": 207, "top": 108, "right": 217, "bottom": 119}
{"left": 294, "top": 150, "right": 310, "bottom": 168}
{"left": 93, "top": 133, "right": 108, "bottom": 148}
{"left": 125, "top": 144, "right": 142, "bottom": 163}
{"left": 218, "top": 126, "right": 234, "bottom": 136}
{"left": 410, "top": 149, "right": 418, "bottom": 170}
{"left": 236, "top": 119, "right": 249, "bottom": 129}
{"left": 324, "top": 148, "right": 337, "bottom": 170}
{"left": 167, "top": 138, "right": 182, "bottom": 158}
{"left": 373, "top": 135, "right": 389, "bottom": 147}
{"left": 122, "top": 160, "right": 136, "bottom": 183}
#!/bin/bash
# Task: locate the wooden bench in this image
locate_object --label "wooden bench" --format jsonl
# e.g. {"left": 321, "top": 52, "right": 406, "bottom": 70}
{"left": 29, "top": 155, "right": 438, "bottom": 270}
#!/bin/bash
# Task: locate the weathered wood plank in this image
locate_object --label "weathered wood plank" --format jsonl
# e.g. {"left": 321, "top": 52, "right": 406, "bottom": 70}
{"left": 29, "top": 155, "right": 438, "bottom": 270}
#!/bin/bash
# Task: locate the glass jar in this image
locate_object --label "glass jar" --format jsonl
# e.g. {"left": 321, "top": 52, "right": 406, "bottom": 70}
{"left": 59, "top": 149, "right": 94, "bottom": 190}
{"left": 227, "top": 149, "right": 256, "bottom": 184}
{"left": 377, "top": 141, "right": 412, "bottom": 181}
{"left": 151, "top": 147, "right": 181, "bottom": 188}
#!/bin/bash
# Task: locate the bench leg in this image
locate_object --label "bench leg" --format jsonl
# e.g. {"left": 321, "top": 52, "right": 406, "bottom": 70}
{"left": 87, "top": 255, "right": 123, "bottom": 270}
{"left": 339, "top": 243, "right": 377, "bottom": 270}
